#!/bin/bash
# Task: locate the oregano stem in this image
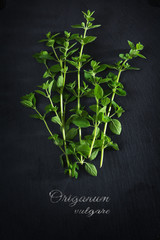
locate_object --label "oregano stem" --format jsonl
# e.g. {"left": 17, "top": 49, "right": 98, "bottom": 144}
{"left": 46, "top": 55, "right": 69, "bottom": 167}
{"left": 42, "top": 64, "right": 68, "bottom": 161}
{"left": 76, "top": 22, "right": 89, "bottom": 164}
{"left": 60, "top": 92, "right": 69, "bottom": 167}
{"left": 100, "top": 69, "right": 122, "bottom": 168}
{"left": 88, "top": 98, "right": 99, "bottom": 158}
{"left": 45, "top": 89, "right": 59, "bottom": 118}
{"left": 59, "top": 60, "right": 70, "bottom": 167}
{"left": 100, "top": 59, "right": 128, "bottom": 167}
{"left": 77, "top": 23, "right": 88, "bottom": 144}
{"left": 34, "top": 108, "right": 65, "bottom": 154}
{"left": 52, "top": 46, "right": 59, "bottom": 61}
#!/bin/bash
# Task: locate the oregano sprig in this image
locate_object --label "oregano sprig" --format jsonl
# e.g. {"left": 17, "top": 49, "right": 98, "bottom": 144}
{"left": 21, "top": 10, "right": 146, "bottom": 179}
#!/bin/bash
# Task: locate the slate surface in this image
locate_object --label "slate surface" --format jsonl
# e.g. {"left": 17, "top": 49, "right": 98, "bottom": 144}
{"left": 0, "top": 0, "right": 160, "bottom": 239}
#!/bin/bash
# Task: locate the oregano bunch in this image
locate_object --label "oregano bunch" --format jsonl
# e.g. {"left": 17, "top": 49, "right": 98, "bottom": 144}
{"left": 21, "top": 10, "right": 146, "bottom": 178}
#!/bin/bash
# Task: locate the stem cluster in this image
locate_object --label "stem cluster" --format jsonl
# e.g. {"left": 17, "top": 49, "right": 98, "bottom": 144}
{"left": 21, "top": 10, "right": 146, "bottom": 178}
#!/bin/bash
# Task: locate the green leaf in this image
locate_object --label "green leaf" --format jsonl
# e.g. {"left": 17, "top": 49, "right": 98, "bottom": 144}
{"left": 46, "top": 32, "right": 51, "bottom": 38}
{"left": 51, "top": 33, "right": 60, "bottom": 39}
{"left": 90, "top": 149, "right": 99, "bottom": 160}
{"left": 66, "top": 128, "right": 78, "bottom": 140}
{"left": 128, "top": 40, "right": 135, "bottom": 49}
{"left": 60, "top": 154, "right": 64, "bottom": 167}
{"left": 46, "top": 39, "right": 55, "bottom": 47}
{"left": 66, "top": 147, "right": 74, "bottom": 155}
{"left": 43, "top": 70, "right": 51, "bottom": 78}
{"left": 102, "top": 116, "right": 111, "bottom": 123}
{"left": 71, "top": 162, "right": 79, "bottom": 178}
{"left": 116, "top": 88, "right": 127, "bottom": 96}
{"left": 51, "top": 116, "right": 62, "bottom": 126}
{"left": 54, "top": 137, "right": 63, "bottom": 146}
{"left": 89, "top": 105, "right": 97, "bottom": 112}
{"left": 70, "top": 33, "right": 79, "bottom": 40}
{"left": 93, "top": 139, "right": 103, "bottom": 148}
{"left": 30, "top": 114, "right": 41, "bottom": 119}
{"left": 68, "top": 42, "right": 77, "bottom": 50}
{"left": 99, "top": 78, "right": 110, "bottom": 84}
{"left": 48, "top": 133, "right": 58, "bottom": 140}
{"left": 97, "top": 112, "right": 103, "bottom": 121}
{"left": 74, "top": 171, "right": 78, "bottom": 179}
{"left": 92, "top": 127, "right": 100, "bottom": 138}
{"left": 49, "top": 64, "right": 61, "bottom": 73}
{"left": 84, "top": 89, "right": 94, "bottom": 97}
{"left": 91, "top": 60, "right": 98, "bottom": 69}
{"left": 67, "top": 95, "right": 77, "bottom": 103}
{"left": 96, "top": 64, "right": 107, "bottom": 73}
{"left": 101, "top": 97, "right": 110, "bottom": 106}
{"left": 112, "top": 100, "right": 119, "bottom": 110}
{"left": 137, "top": 53, "right": 146, "bottom": 59}
{"left": 84, "top": 70, "right": 93, "bottom": 81}
{"left": 71, "top": 24, "right": 84, "bottom": 29}
{"left": 88, "top": 24, "right": 101, "bottom": 29}
{"left": 83, "top": 36, "right": 97, "bottom": 45}
{"left": 126, "top": 67, "right": 140, "bottom": 71}
{"left": 48, "top": 80, "right": 54, "bottom": 95}
{"left": 66, "top": 60, "right": 78, "bottom": 68}
{"left": 45, "top": 104, "right": 58, "bottom": 114}
{"left": 38, "top": 81, "right": 50, "bottom": 90}
{"left": 64, "top": 31, "right": 71, "bottom": 38}
{"left": 119, "top": 53, "right": 126, "bottom": 60}
{"left": 125, "top": 53, "right": 132, "bottom": 60}
{"left": 104, "top": 64, "right": 118, "bottom": 70}
{"left": 67, "top": 48, "right": 79, "bottom": 57}
{"left": 77, "top": 144, "right": 90, "bottom": 157}
{"left": 21, "top": 92, "right": 35, "bottom": 102}
{"left": 129, "top": 49, "right": 137, "bottom": 57}
{"left": 88, "top": 16, "right": 95, "bottom": 21}
{"left": 103, "top": 135, "right": 111, "bottom": 144}
{"left": 82, "top": 54, "right": 91, "bottom": 59}
{"left": 72, "top": 117, "right": 90, "bottom": 128}
{"left": 116, "top": 107, "right": 125, "bottom": 118}
{"left": 110, "top": 143, "right": 119, "bottom": 150}
{"left": 39, "top": 51, "right": 54, "bottom": 60}
{"left": 94, "top": 84, "right": 104, "bottom": 99}
{"left": 20, "top": 100, "right": 33, "bottom": 108}
{"left": 136, "top": 42, "right": 144, "bottom": 50}
{"left": 57, "top": 75, "right": 64, "bottom": 88}
{"left": 55, "top": 37, "right": 65, "bottom": 45}
{"left": 85, "top": 163, "right": 97, "bottom": 176}
{"left": 38, "top": 39, "right": 48, "bottom": 43}
{"left": 98, "top": 106, "right": 106, "bottom": 114}
{"left": 109, "top": 119, "right": 122, "bottom": 135}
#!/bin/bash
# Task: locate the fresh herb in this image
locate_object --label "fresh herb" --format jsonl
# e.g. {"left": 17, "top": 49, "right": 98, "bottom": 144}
{"left": 21, "top": 10, "right": 146, "bottom": 178}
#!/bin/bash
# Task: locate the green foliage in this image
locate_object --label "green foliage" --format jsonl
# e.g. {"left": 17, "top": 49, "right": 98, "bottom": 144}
{"left": 66, "top": 128, "right": 78, "bottom": 140}
{"left": 72, "top": 117, "right": 90, "bottom": 128}
{"left": 21, "top": 10, "right": 146, "bottom": 178}
{"left": 77, "top": 144, "right": 90, "bottom": 157}
{"left": 51, "top": 116, "right": 62, "bottom": 126}
{"left": 90, "top": 149, "right": 99, "bottom": 160}
{"left": 109, "top": 119, "right": 122, "bottom": 135}
{"left": 94, "top": 84, "right": 104, "bottom": 99}
{"left": 85, "top": 162, "right": 97, "bottom": 176}
{"left": 57, "top": 75, "right": 64, "bottom": 88}
{"left": 21, "top": 93, "right": 36, "bottom": 108}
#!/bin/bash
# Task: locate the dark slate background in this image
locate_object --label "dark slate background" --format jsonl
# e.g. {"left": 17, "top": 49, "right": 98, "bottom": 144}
{"left": 0, "top": 0, "right": 160, "bottom": 239}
